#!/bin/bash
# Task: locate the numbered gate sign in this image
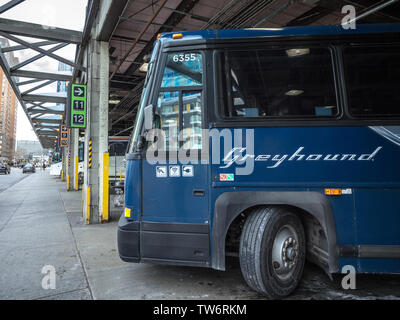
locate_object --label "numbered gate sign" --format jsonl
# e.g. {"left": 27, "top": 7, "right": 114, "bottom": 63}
{"left": 70, "top": 84, "right": 87, "bottom": 128}
{"left": 60, "top": 124, "right": 69, "bottom": 147}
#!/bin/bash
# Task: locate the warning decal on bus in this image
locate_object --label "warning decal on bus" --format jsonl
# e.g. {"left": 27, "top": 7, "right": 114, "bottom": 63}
{"left": 220, "top": 174, "right": 234, "bottom": 181}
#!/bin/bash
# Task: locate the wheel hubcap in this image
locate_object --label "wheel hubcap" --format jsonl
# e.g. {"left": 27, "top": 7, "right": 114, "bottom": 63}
{"left": 271, "top": 225, "right": 299, "bottom": 280}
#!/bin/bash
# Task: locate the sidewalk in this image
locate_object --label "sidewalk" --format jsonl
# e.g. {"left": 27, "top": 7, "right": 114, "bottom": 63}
{"left": 1, "top": 170, "right": 399, "bottom": 300}
{"left": 0, "top": 170, "right": 91, "bottom": 300}
{"left": 0, "top": 170, "right": 261, "bottom": 300}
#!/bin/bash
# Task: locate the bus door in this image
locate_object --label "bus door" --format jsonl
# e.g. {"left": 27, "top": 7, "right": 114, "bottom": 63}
{"left": 140, "top": 52, "right": 210, "bottom": 265}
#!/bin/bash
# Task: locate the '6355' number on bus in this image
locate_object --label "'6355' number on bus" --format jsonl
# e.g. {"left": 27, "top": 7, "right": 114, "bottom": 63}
{"left": 172, "top": 53, "right": 197, "bottom": 63}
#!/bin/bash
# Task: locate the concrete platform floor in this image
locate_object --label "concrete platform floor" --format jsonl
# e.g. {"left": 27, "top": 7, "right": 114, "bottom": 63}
{"left": 0, "top": 170, "right": 400, "bottom": 300}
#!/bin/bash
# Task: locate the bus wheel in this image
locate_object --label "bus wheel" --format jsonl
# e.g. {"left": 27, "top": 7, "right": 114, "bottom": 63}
{"left": 239, "top": 206, "right": 305, "bottom": 299}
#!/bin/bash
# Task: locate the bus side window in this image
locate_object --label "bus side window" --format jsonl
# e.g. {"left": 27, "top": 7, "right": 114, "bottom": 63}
{"left": 218, "top": 48, "right": 338, "bottom": 119}
{"left": 343, "top": 45, "right": 400, "bottom": 118}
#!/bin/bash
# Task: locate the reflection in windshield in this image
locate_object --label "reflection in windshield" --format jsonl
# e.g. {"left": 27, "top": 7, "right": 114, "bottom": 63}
{"left": 162, "top": 53, "right": 202, "bottom": 87}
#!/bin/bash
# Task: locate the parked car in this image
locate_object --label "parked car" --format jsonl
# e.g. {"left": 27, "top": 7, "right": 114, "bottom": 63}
{"left": 0, "top": 163, "right": 10, "bottom": 174}
{"left": 22, "top": 164, "right": 35, "bottom": 174}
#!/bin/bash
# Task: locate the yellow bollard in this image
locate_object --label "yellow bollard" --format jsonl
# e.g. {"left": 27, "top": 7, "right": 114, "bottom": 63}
{"left": 86, "top": 186, "right": 91, "bottom": 225}
{"left": 102, "top": 152, "right": 109, "bottom": 223}
{"left": 74, "top": 156, "right": 79, "bottom": 191}
{"left": 67, "top": 175, "right": 70, "bottom": 191}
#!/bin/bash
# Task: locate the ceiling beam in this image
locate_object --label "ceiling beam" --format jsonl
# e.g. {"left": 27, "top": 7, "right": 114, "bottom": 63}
{"left": 26, "top": 101, "right": 46, "bottom": 109}
{"left": 0, "top": 17, "right": 82, "bottom": 44}
{"left": 123, "top": 0, "right": 199, "bottom": 76}
{"left": 37, "top": 132, "right": 58, "bottom": 136}
{"left": 34, "top": 125, "right": 60, "bottom": 129}
{"left": 0, "top": 32, "right": 85, "bottom": 71}
{"left": 1, "top": 40, "right": 57, "bottom": 53}
{"left": 347, "top": 0, "right": 400, "bottom": 24}
{"left": 21, "top": 80, "right": 55, "bottom": 95}
{"left": 286, "top": 5, "right": 333, "bottom": 26}
{"left": 32, "top": 119, "right": 61, "bottom": 124}
{"left": 97, "top": 0, "right": 130, "bottom": 42}
{"left": 0, "top": 0, "right": 25, "bottom": 14}
{"left": 110, "top": 0, "right": 168, "bottom": 80}
{"left": 118, "top": 15, "right": 186, "bottom": 30}
{"left": 16, "top": 78, "right": 44, "bottom": 86}
{"left": 29, "top": 109, "right": 63, "bottom": 115}
{"left": 22, "top": 94, "right": 66, "bottom": 104}
{"left": 28, "top": 105, "right": 61, "bottom": 112}
{"left": 111, "top": 35, "right": 148, "bottom": 45}
{"left": 11, "top": 69, "right": 72, "bottom": 81}
{"left": 11, "top": 43, "right": 68, "bottom": 71}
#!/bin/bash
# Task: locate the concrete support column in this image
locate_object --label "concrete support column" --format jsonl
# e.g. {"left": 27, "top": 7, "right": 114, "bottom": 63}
{"left": 83, "top": 39, "right": 109, "bottom": 224}
{"left": 68, "top": 128, "right": 79, "bottom": 191}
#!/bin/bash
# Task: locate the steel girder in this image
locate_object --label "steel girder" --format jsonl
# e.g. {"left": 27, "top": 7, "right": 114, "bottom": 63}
{"left": 0, "top": 0, "right": 99, "bottom": 149}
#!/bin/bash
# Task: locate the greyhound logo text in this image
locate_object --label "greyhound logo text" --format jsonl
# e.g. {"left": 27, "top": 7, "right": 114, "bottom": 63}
{"left": 221, "top": 146, "right": 383, "bottom": 170}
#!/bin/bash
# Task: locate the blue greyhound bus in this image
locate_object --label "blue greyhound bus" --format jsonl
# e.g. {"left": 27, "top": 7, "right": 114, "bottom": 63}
{"left": 118, "top": 24, "right": 400, "bottom": 299}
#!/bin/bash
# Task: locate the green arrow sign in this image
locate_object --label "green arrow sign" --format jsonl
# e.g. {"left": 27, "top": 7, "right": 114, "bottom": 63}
{"left": 70, "top": 84, "right": 87, "bottom": 128}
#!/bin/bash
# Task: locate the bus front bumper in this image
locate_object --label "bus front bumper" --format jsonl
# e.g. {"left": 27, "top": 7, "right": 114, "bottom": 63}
{"left": 117, "top": 215, "right": 140, "bottom": 263}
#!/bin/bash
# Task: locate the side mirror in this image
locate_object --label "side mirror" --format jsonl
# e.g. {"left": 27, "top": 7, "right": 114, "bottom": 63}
{"left": 144, "top": 104, "right": 154, "bottom": 131}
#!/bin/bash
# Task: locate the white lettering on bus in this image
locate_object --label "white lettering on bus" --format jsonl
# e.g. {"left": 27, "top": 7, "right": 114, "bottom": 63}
{"left": 221, "top": 146, "right": 383, "bottom": 169}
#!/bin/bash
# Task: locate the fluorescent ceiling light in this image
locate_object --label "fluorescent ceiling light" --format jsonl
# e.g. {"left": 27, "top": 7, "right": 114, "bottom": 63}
{"left": 109, "top": 100, "right": 121, "bottom": 104}
{"left": 286, "top": 48, "right": 310, "bottom": 57}
{"left": 139, "top": 63, "right": 149, "bottom": 73}
{"left": 285, "top": 90, "right": 304, "bottom": 96}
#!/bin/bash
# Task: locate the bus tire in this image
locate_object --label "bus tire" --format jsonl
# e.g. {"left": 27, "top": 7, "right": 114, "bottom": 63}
{"left": 239, "top": 206, "right": 305, "bottom": 299}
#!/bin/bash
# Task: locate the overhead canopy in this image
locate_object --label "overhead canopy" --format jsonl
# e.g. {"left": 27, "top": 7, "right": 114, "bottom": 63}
{"left": 106, "top": 0, "right": 400, "bottom": 137}
{"left": 0, "top": 0, "right": 97, "bottom": 149}
{"left": 1, "top": 0, "right": 400, "bottom": 148}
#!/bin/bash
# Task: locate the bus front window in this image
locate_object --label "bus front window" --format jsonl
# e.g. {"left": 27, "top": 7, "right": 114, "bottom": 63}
{"left": 128, "top": 41, "right": 160, "bottom": 153}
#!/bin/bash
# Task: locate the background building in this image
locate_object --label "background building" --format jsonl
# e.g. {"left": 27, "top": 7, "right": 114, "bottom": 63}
{"left": 57, "top": 62, "right": 73, "bottom": 94}
{"left": 0, "top": 38, "right": 18, "bottom": 161}
{"left": 16, "top": 140, "right": 43, "bottom": 155}
{"left": 16, "top": 140, "right": 49, "bottom": 163}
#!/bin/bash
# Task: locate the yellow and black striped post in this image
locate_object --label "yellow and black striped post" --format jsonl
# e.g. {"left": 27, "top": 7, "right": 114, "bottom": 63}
{"left": 68, "top": 152, "right": 71, "bottom": 167}
{"left": 88, "top": 139, "right": 92, "bottom": 168}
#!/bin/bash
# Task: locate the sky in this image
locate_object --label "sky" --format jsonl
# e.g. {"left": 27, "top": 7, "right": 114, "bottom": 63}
{"left": 0, "top": 0, "right": 88, "bottom": 141}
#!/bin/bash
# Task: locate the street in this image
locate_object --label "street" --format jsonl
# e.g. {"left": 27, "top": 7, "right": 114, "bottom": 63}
{"left": 0, "top": 170, "right": 399, "bottom": 300}
{"left": 0, "top": 168, "right": 29, "bottom": 194}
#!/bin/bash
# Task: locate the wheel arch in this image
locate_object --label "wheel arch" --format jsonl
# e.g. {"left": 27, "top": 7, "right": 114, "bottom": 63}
{"left": 211, "top": 191, "right": 339, "bottom": 274}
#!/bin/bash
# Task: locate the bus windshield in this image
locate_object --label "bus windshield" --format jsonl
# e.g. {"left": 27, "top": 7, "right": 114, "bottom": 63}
{"left": 128, "top": 41, "right": 160, "bottom": 153}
